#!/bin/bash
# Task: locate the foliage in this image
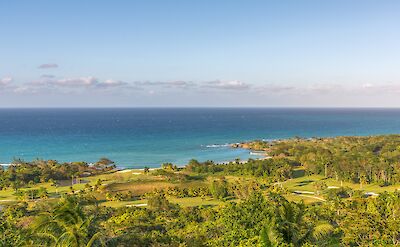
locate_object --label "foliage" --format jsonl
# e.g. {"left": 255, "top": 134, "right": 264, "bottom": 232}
{"left": 147, "top": 191, "right": 171, "bottom": 210}
{"left": 31, "top": 196, "right": 104, "bottom": 246}
{"left": 264, "top": 135, "right": 400, "bottom": 185}
{"left": 187, "top": 157, "right": 295, "bottom": 182}
{"left": 209, "top": 177, "right": 229, "bottom": 200}
{"left": 0, "top": 158, "right": 115, "bottom": 190}
{"left": 4, "top": 135, "right": 400, "bottom": 246}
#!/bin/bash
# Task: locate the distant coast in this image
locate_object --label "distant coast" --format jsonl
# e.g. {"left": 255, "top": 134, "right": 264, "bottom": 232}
{"left": 3, "top": 108, "right": 400, "bottom": 166}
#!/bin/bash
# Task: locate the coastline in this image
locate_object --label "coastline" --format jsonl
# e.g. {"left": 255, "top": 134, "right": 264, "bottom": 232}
{"left": 0, "top": 142, "right": 270, "bottom": 170}
{"left": 3, "top": 108, "right": 400, "bottom": 165}
{"left": 4, "top": 134, "right": 398, "bottom": 170}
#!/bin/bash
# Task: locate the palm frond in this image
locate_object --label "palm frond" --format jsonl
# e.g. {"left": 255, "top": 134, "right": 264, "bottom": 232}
{"left": 86, "top": 232, "right": 104, "bottom": 247}
{"left": 311, "top": 222, "right": 334, "bottom": 241}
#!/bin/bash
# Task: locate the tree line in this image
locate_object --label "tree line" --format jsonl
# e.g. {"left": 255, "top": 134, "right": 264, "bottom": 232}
{"left": 246, "top": 135, "right": 400, "bottom": 186}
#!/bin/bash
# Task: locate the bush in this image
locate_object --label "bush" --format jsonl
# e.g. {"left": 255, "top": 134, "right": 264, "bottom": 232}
{"left": 313, "top": 181, "right": 327, "bottom": 195}
{"left": 147, "top": 191, "right": 171, "bottom": 210}
{"left": 324, "top": 187, "right": 353, "bottom": 200}
{"left": 209, "top": 178, "right": 229, "bottom": 200}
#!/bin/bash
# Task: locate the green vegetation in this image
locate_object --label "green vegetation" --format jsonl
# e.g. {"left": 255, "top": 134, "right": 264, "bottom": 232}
{"left": 3, "top": 135, "right": 400, "bottom": 246}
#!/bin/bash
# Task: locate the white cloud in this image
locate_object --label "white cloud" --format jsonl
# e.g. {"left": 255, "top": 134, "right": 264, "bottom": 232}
{"left": 256, "top": 84, "right": 296, "bottom": 93}
{"left": 202, "top": 80, "right": 251, "bottom": 90}
{"left": 55, "top": 76, "right": 97, "bottom": 86}
{"left": 0, "top": 77, "right": 13, "bottom": 86}
{"left": 97, "top": 79, "right": 128, "bottom": 88}
{"left": 0, "top": 77, "right": 14, "bottom": 92}
{"left": 29, "top": 76, "right": 131, "bottom": 89}
{"left": 8, "top": 74, "right": 400, "bottom": 107}
{"left": 134, "top": 80, "right": 196, "bottom": 89}
{"left": 362, "top": 83, "right": 374, "bottom": 89}
{"left": 13, "top": 86, "right": 35, "bottom": 94}
{"left": 360, "top": 83, "right": 400, "bottom": 93}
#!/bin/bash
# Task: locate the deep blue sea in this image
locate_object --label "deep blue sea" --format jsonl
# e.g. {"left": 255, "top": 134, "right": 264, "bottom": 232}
{"left": 1, "top": 108, "right": 400, "bottom": 168}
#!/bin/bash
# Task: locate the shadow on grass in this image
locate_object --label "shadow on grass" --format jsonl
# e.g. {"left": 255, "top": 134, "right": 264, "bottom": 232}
{"left": 296, "top": 180, "right": 314, "bottom": 187}
{"left": 292, "top": 169, "right": 306, "bottom": 178}
{"left": 187, "top": 174, "right": 207, "bottom": 181}
{"left": 198, "top": 204, "right": 218, "bottom": 209}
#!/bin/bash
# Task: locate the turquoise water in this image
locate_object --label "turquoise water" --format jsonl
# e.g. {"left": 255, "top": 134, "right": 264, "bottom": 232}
{"left": 1, "top": 108, "right": 400, "bottom": 168}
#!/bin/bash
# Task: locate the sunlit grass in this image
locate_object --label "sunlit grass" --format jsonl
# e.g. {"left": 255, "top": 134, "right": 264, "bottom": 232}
{"left": 98, "top": 196, "right": 222, "bottom": 208}
{"left": 168, "top": 197, "right": 222, "bottom": 207}
{"left": 284, "top": 193, "right": 322, "bottom": 204}
{"left": 3, "top": 166, "right": 400, "bottom": 207}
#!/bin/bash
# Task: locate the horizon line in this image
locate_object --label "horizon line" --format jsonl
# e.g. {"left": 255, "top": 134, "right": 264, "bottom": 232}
{"left": 1, "top": 106, "right": 400, "bottom": 109}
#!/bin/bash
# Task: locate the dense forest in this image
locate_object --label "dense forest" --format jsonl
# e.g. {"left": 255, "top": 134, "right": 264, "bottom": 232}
{"left": 0, "top": 158, "right": 116, "bottom": 190}
{"left": 2, "top": 135, "right": 400, "bottom": 246}
{"left": 241, "top": 135, "right": 400, "bottom": 186}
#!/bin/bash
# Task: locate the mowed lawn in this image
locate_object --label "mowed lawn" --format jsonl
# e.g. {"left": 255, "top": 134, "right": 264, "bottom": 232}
{"left": 99, "top": 197, "right": 223, "bottom": 208}
{"left": 284, "top": 193, "right": 324, "bottom": 204}
{"left": 278, "top": 171, "right": 400, "bottom": 204}
{"left": 3, "top": 167, "right": 400, "bottom": 207}
{"left": 0, "top": 169, "right": 145, "bottom": 203}
{"left": 283, "top": 174, "right": 400, "bottom": 194}
{"left": 0, "top": 169, "right": 217, "bottom": 208}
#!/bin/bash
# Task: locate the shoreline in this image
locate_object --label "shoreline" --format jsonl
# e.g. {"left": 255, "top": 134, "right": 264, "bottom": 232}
{"left": 8, "top": 134, "right": 394, "bottom": 170}
{"left": 0, "top": 144, "right": 270, "bottom": 170}
{"left": 0, "top": 141, "right": 265, "bottom": 169}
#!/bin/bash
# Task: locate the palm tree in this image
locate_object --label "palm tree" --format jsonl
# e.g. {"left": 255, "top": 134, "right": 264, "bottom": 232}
{"left": 259, "top": 218, "right": 282, "bottom": 247}
{"left": 32, "top": 197, "right": 103, "bottom": 247}
{"left": 260, "top": 202, "right": 334, "bottom": 247}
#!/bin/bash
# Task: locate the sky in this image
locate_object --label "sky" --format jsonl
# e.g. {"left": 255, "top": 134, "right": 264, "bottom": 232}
{"left": 1, "top": 0, "right": 400, "bottom": 107}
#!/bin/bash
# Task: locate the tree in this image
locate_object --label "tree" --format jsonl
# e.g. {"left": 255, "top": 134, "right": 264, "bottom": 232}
{"left": 95, "top": 158, "right": 115, "bottom": 171}
{"left": 11, "top": 180, "right": 22, "bottom": 192}
{"left": 32, "top": 196, "right": 103, "bottom": 247}
{"left": 51, "top": 179, "right": 60, "bottom": 194}
{"left": 313, "top": 181, "right": 327, "bottom": 195}
{"left": 0, "top": 215, "right": 29, "bottom": 246}
{"left": 360, "top": 174, "right": 367, "bottom": 189}
{"left": 38, "top": 187, "right": 49, "bottom": 199}
{"left": 147, "top": 191, "right": 170, "bottom": 210}
{"left": 259, "top": 218, "right": 283, "bottom": 247}
{"left": 319, "top": 149, "right": 333, "bottom": 178}
{"left": 209, "top": 178, "right": 228, "bottom": 200}
{"left": 272, "top": 202, "right": 334, "bottom": 246}
{"left": 161, "top": 163, "right": 177, "bottom": 171}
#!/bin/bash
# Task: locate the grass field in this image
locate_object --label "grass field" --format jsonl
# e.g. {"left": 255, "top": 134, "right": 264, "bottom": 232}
{"left": 0, "top": 169, "right": 220, "bottom": 208}
{"left": 98, "top": 196, "right": 222, "bottom": 208}
{"left": 283, "top": 173, "right": 400, "bottom": 193}
{"left": 2, "top": 167, "right": 400, "bottom": 207}
{"left": 283, "top": 193, "right": 324, "bottom": 204}
{"left": 0, "top": 170, "right": 146, "bottom": 204}
{"left": 279, "top": 170, "right": 400, "bottom": 203}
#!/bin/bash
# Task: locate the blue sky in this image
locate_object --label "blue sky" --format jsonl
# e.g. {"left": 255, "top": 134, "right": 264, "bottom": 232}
{"left": 1, "top": 0, "right": 400, "bottom": 107}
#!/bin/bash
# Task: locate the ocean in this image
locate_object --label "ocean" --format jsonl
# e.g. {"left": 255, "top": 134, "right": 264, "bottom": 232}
{"left": 1, "top": 108, "right": 400, "bottom": 168}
